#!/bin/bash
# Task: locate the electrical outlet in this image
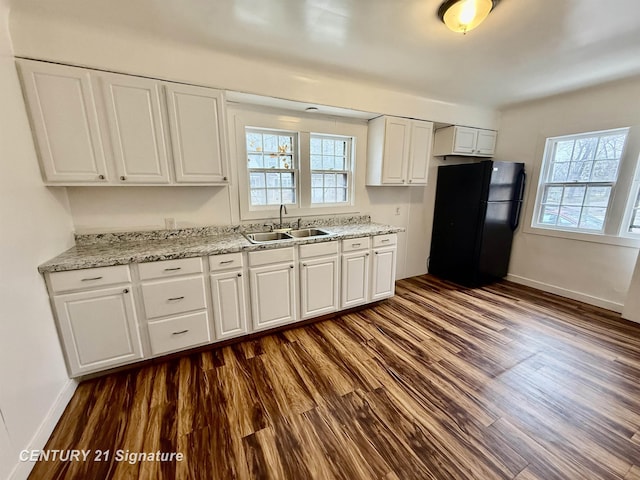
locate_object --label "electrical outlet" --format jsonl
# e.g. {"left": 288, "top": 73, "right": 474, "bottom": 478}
{"left": 395, "top": 207, "right": 401, "bottom": 216}
{"left": 164, "top": 217, "right": 176, "bottom": 230}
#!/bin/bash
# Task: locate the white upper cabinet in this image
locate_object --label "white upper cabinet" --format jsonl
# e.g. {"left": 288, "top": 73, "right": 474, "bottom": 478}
{"left": 165, "top": 84, "right": 229, "bottom": 184}
{"left": 366, "top": 116, "right": 434, "bottom": 186}
{"left": 433, "top": 125, "right": 497, "bottom": 157}
{"left": 17, "top": 60, "right": 109, "bottom": 183}
{"left": 97, "top": 72, "right": 170, "bottom": 184}
{"left": 17, "top": 60, "right": 231, "bottom": 186}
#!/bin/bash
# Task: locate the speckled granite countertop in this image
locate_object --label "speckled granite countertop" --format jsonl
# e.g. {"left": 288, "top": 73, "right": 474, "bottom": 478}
{"left": 39, "top": 216, "right": 405, "bottom": 273}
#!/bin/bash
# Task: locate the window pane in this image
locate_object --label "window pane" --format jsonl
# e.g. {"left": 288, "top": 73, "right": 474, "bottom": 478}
{"left": 281, "top": 173, "right": 294, "bottom": 188}
{"left": 266, "top": 172, "right": 280, "bottom": 187}
{"left": 324, "top": 174, "right": 336, "bottom": 187}
{"left": 324, "top": 188, "right": 337, "bottom": 203}
{"left": 278, "top": 136, "right": 292, "bottom": 154}
{"left": 310, "top": 138, "right": 322, "bottom": 154}
{"left": 572, "top": 137, "right": 598, "bottom": 161}
{"left": 250, "top": 173, "right": 265, "bottom": 188}
{"left": 596, "top": 134, "right": 626, "bottom": 160}
{"left": 337, "top": 188, "right": 347, "bottom": 202}
{"left": 631, "top": 209, "right": 640, "bottom": 232}
{"left": 335, "top": 140, "right": 347, "bottom": 156}
{"left": 579, "top": 207, "right": 606, "bottom": 230}
{"left": 312, "top": 188, "right": 323, "bottom": 203}
{"left": 251, "top": 189, "right": 266, "bottom": 205}
{"left": 263, "top": 134, "right": 278, "bottom": 153}
{"left": 551, "top": 163, "right": 569, "bottom": 182}
{"left": 323, "top": 156, "right": 335, "bottom": 170}
{"left": 311, "top": 155, "right": 323, "bottom": 170}
{"left": 554, "top": 140, "right": 574, "bottom": 162}
{"left": 591, "top": 161, "right": 619, "bottom": 182}
{"left": 248, "top": 154, "right": 264, "bottom": 169}
{"left": 265, "top": 154, "right": 279, "bottom": 169}
{"left": 281, "top": 189, "right": 295, "bottom": 204}
{"left": 543, "top": 186, "right": 563, "bottom": 204}
{"left": 539, "top": 206, "right": 559, "bottom": 225}
{"left": 584, "top": 186, "right": 611, "bottom": 207}
{"left": 312, "top": 174, "right": 323, "bottom": 187}
{"left": 322, "top": 140, "right": 333, "bottom": 155}
{"left": 247, "top": 133, "right": 263, "bottom": 153}
{"left": 337, "top": 174, "right": 347, "bottom": 187}
{"left": 334, "top": 157, "right": 346, "bottom": 170}
{"left": 567, "top": 161, "right": 592, "bottom": 182}
{"left": 557, "top": 206, "right": 580, "bottom": 227}
{"left": 562, "top": 186, "right": 586, "bottom": 206}
{"left": 280, "top": 155, "right": 293, "bottom": 169}
{"left": 267, "top": 189, "right": 281, "bottom": 204}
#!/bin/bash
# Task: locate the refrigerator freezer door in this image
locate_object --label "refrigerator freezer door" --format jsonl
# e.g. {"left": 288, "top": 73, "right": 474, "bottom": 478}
{"left": 486, "top": 161, "right": 525, "bottom": 202}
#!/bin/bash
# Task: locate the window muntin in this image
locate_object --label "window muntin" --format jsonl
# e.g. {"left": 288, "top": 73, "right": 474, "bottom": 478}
{"left": 310, "top": 134, "right": 351, "bottom": 204}
{"left": 246, "top": 129, "right": 297, "bottom": 207}
{"left": 534, "top": 128, "right": 629, "bottom": 233}
{"left": 629, "top": 189, "right": 640, "bottom": 233}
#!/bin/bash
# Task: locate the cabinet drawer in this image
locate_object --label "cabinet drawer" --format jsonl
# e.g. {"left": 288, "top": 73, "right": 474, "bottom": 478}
{"left": 342, "top": 237, "right": 371, "bottom": 252}
{"left": 141, "top": 276, "right": 207, "bottom": 319}
{"left": 373, "top": 234, "right": 397, "bottom": 247}
{"left": 209, "top": 252, "right": 243, "bottom": 272}
{"left": 138, "top": 257, "right": 203, "bottom": 280}
{"left": 49, "top": 265, "right": 131, "bottom": 293}
{"left": 299, "top": 241, "right": 338, "bottom": 259}
{"left": 147, "top": 310, "right": 211, "bottom": 355}
{"left": 248, "top": 247, "right": 294, "bottom": 267}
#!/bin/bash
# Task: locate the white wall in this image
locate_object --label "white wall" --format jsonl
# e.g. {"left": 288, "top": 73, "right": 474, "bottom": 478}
{"left": 496, "top": 77, "right": 640, "bottom": 311}
{"left": 0, "top": 2, "right": 77, "bottom": 478}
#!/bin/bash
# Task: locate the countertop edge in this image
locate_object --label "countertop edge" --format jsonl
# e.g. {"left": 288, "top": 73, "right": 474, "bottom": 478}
{"left": 39, "top": 225, "right": 405, "bottom": 273}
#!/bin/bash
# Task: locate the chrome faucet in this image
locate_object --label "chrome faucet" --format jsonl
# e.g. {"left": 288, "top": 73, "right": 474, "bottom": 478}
{"left": 279, "top": 204, "right": 287, "bottom": 228}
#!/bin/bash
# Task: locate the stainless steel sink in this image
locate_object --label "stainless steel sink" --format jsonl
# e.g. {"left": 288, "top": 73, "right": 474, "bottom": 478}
{"left": 244, "top": 231, "right": 293, "bottom": 243}
{"left": 288, "top": 228, "right": 331, "bottom": 238}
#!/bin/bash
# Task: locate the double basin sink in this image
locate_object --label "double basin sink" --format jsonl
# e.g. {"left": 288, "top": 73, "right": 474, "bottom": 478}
{"left": 244, "top": 228, "right": 332, "bottom": 244}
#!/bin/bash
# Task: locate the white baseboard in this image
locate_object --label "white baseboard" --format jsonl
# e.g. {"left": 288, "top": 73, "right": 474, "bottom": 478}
{"left": 9, "top": 379, "right": 78, "bottom": 480}
{"left": 506, "top": 274, "right": 624, "bottom": 313}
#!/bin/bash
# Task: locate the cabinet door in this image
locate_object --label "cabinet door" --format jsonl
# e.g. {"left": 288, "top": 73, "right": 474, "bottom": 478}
{"left": 381, "top": 117, "right": 410, "bottom": 184}
{"left": 18, "top": 60, "right": 109, "bottom": 183}
{"left": 165, "top": 84, "right": 228, "bottom": 183}
{"left": 452, "top": 126, "right": 478, "bottom": 154}
{"left": 98, "top": 73, "right": 170, "bottom": 183}
{"left": 249, "top": 263, "right": 296, "bottom": 331}
{"left": 300, "top": 255, "right": 339, "bottom": 319}
{"left": 407, "top": 120, "right": 434, "bottom": 185}
{"left": 341, "top": 250, "right": 370, "bottom": 309}
{"left": 476, "top": 129, "right": 497, "bottom": 156}
{"left": 371, "top": 247, "right": 397, "bottom": 301}
{"left": 210, "top": 270, "right": 248, "bottom": 340}
{"left": 53, "top": 286, "right": 142, "bottom": 376}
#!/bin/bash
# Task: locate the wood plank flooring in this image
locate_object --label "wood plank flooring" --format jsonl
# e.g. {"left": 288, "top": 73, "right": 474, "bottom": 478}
{"left": 29, "top": 275, "right": 640, "bottom": 479}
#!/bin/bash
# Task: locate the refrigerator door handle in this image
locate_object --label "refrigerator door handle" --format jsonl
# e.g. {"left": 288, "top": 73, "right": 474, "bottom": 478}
{"left": 510, "top": 170, "right": 526, "bottom": 231}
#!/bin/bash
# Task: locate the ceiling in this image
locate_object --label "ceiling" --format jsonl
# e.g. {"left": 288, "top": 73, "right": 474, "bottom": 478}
{"left": 8, "top": 0, "right": 640, "bottom": 108}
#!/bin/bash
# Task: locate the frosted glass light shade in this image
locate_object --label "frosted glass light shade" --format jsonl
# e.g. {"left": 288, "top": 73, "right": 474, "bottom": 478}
{"left": 438, "top": 0, "right": 494, "bottom": 34}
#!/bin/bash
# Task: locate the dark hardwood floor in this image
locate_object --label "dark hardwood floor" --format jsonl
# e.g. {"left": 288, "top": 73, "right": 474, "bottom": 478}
{"left": 30, "top": 275, "right": 640, "bottom": 479}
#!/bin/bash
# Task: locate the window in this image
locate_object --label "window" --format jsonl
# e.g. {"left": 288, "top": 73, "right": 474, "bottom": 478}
{"left": 533, "top": 128, "right": 629, "bottom": 233}
{"left": 246, "top": 129, "right": 297, "bottom": 206}
{"left": 310, "top": 134, "right": 351, "bottom": 204}
{"left": 629, "top": 190, "right": 640, "bottom": 233}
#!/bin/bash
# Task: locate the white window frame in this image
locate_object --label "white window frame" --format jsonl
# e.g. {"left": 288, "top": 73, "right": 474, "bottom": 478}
{"left": 310, "top": 133, "right": 352, "bottom": 206}
{"left": 531, "top": 127, "right": 630, "bottom": 235}
{"left": 231, "top": 106, "right": 363, "bottom": 222}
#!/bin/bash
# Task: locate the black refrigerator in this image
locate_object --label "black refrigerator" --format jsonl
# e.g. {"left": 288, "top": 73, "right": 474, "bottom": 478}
{"left": 429, "top": 160, "right": 526, "bottom": 287}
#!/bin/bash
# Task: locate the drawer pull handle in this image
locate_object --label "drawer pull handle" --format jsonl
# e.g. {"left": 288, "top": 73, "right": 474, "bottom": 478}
{"left": 381, "top": 239, "right": 390, "bottom": 243}
{"left": 219, "top": 260, "right": 234, "bottom": 264}
{"left": 164, "top": 267, "right": 182, "bottom": 271}
{"left": 352, "top": 243, "right": 361, "bottom": 247}
{"left": 237, "top": 273, "right": 242, "bottom": 277}
{"left": 366, "top": 253, "right": 370, "bottom": 256}
{"left": 172, "top": 330, "right": 189, "bottom": 335}
{"left": 168, "top": 296, "right": 185, "bottom": 301}
{"left": 123, "top": 288, "right": 129, "bottom": 294}
{"left": 81, "top": 276, "right": 103, "bottom": 281}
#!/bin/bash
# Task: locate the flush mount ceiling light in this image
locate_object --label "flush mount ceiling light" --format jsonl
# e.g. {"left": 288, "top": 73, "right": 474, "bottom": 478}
{"left": 438, "top": 0, "right": 498, "bottom": 34}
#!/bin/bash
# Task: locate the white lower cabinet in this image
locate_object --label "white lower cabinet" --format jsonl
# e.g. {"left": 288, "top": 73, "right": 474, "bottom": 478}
{"left": 300, "top": 242, "right": 339, "bottom": 319}
{"left": 147, "top": 310, "right": 211, "bottom": 355}
{"left": 210, "top": 269, "right": 248, "bottom": 340}
{"left": 53, "top": 285, "right": 143, "bottom": 376}
{"left": 371, "top": 247, "right": 397, "bottom": 301}
{"left": 341, "top": 239, "right": 371, "bottom": 309}
{"left": 248, "top": 248, "right": 297, "bottom": 332}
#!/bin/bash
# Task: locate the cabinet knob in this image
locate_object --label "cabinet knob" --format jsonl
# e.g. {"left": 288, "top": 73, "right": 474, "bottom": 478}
{"left": 237, "top": 273, "right": 242, "bottom": 277}
{"left": 120, "top": 176, "right": 126, "bottom": 181}
{"left": 401, "top": 179, "right": 405, "bottom": 183}
{"left": 223, "top": 176, "right": 228, "bottom": 181}
{"left": 408, "top": 179, "right": 412, "bottom": 183}
{"left": 290, "top": 265, "right": 294, "bottom": 269}
{"left": 365, "top": 253, "right": 370, "bottom": 256}
{"left": 123, "top": 288, "right": 129, "bottom": 294}
{"left": 302, "top": 263, "right": 307, "bottom": 267}
{"left": 98, "top": 174, "right": 105, "bottom": 180}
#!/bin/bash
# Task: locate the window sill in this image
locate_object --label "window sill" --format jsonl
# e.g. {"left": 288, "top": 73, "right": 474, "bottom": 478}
{"left": 523, "top": 224, "right": 640, "bottom": 248}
